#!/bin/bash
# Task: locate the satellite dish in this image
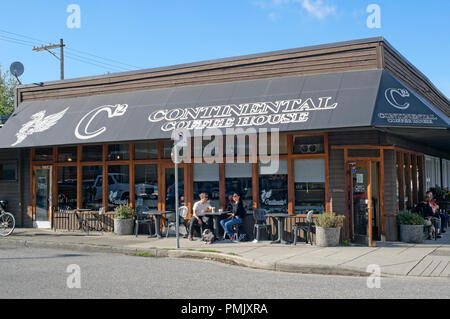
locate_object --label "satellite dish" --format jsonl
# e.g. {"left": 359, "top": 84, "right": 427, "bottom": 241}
{"left": 10, "top": 62, "right": 24, "bottom": 77}
{"left": 9, "top": 62, "right": 24, "bottom": 85}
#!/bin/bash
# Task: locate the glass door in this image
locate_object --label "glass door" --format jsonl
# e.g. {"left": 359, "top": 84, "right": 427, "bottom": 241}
{"left": 33, "top": 166, "right": 52, "bottom": 228}
{"left": 350, "top": 161, "right": 373, "bottom": 246}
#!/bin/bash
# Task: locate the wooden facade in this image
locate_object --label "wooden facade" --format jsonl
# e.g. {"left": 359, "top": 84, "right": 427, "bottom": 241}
{"left": 3, "top": 37, "right": 449, "bottom": 244}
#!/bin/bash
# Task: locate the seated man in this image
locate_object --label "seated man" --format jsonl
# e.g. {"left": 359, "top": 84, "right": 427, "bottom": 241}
{"left": 188, "top": 193, "right": 213, "bottom": 241}
{"left": 220, "top": 193, "right": 246, "bottom": 240}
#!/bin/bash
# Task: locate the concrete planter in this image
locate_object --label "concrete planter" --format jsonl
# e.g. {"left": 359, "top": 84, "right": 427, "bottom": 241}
{"left": 114, "top": 219, "right": 134, "bottom": 235}
{"left": 400, "top": 225, "right": 424, "bottom": 243}
{"left": 316, "top": 227, "right": 341, "bottom": 247}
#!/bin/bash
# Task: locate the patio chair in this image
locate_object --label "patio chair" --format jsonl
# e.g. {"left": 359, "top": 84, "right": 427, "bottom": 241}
{"left": 293, "top": 210, "right": 315, "bottom": 245}
{"left": 253, "top": 208, "right": 272, "bottom": 242}
{"left": 135, "top": 206, "right": 154, "bottom": 237}
{"left": 165, "top": 206, "right": 189, "bottom": 238}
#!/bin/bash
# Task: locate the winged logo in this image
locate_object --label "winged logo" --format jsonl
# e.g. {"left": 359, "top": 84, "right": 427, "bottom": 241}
{"left": 11, "top": 108, "right": 69, "bottom": 146}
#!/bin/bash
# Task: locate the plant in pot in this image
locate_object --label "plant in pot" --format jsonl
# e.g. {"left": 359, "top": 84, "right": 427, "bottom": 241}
{"left": 114, "top": 205, "right": 136, "bottom": 235}
{"left": 398, "top": 211, "right": 425, "bottom": 243}
{"left": 314, "top": 213, "right": 345, "bottom": 247}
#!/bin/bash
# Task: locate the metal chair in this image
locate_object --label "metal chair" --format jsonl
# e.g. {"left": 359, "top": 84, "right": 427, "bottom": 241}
{"left": 165, "top": 206, "right": 189, "bottom": 238}
{"left": 293, "top": 210, "right": 315, "bottom": 245}
{"left": 135, "top": 206, "right": 154, "bottom": 237}
{"left": 253, "top": 208, "right": 272, "bottom": 242}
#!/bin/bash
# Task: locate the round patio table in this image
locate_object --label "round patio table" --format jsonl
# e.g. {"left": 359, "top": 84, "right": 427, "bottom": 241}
{"left": 266, "top": 212, "right": 291, "bottom": 244}
{"left": 144, "top": 210, "right": 173, "bottom": 238}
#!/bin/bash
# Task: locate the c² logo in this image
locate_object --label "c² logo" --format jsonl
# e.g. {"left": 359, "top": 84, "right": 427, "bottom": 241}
{"left": 385, "top": 88, "right": 410, "bottom": 110}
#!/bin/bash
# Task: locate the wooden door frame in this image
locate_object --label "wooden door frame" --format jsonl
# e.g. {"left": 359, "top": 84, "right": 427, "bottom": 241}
{"left": 347, "top": 160, "right": 377, "bottom": 247}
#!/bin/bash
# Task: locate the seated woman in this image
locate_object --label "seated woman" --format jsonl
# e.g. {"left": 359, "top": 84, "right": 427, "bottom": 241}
{"left": 220, "top": 193, "right": 246, "bottom": 240}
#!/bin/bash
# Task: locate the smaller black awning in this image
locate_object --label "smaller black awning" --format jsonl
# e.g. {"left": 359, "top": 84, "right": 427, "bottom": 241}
{"left": 0, "top": 70, "right": 448, "bottom": 150}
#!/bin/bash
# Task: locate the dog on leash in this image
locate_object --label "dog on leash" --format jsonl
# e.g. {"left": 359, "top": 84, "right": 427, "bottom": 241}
{"left": 202, "top": 229, "right": 215, "bottom": 244}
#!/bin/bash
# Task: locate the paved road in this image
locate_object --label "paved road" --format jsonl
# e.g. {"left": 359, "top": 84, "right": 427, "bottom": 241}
{"left": 1, "top": 246, "right": 449, "bottom": 299}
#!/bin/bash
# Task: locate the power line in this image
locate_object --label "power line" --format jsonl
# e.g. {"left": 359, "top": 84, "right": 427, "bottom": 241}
{"left": 0, "top": 28, "right": 142, "bottom": 71}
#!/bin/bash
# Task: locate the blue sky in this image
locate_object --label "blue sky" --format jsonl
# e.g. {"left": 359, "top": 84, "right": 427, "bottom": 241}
{"left": 1, "top": 0, "right": 449, "bottom": 98}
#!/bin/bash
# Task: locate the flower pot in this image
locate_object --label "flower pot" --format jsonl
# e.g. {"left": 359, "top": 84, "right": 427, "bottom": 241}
{"left": 400, "top": 225, "right": 424, "bottom": 243}
{"left": 316, "top": 227, "right": 341, "bottom": 247}
{"left": 114, "top": 219, "right": 134, "bottom": 235}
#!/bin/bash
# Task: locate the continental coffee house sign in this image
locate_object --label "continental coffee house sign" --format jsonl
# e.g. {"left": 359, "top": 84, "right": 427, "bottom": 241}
{"left": 147, "top": 97, "right": 338, "bottom": 132}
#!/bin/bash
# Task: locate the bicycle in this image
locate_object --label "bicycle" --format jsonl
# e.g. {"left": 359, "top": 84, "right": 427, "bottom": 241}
{"left": 0, "top": 200, "right": 15, "bottom": 237}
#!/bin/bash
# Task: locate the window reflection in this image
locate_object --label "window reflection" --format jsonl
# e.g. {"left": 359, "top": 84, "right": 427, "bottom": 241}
{"left": 108, "top": 144, "right": 130, "bottom": 161}
{"left": 108, "top": 165, "right": 130, "bottom": 210}
{"left": 194, "top": 164, "right": 219, "bottom": 208}
{"left": 225, "top": 163, "right": 252, "bottom": 210}
{"left": 294, "top": 159, "right": 325, "bottom": 213}
{"left": 82, "top": 166, "right": 103, "bottom": 210}
{"left": 57, "top": 166, "right": 77, "bottom": 209}
{"left": 135, "top": 164, "right": 158, "bottom": 211}
{"left": 259, "top": 160, "right": 288, "bottom": 212}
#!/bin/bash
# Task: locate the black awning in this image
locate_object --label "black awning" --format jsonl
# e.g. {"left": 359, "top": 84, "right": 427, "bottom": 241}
{"left": 0, "top": 69, "right": 448, "bottom": 149}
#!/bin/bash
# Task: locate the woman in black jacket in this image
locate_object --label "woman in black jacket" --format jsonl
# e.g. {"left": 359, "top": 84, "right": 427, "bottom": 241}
{"left": 220, "top": 193, "right": 246, "bottom": 240}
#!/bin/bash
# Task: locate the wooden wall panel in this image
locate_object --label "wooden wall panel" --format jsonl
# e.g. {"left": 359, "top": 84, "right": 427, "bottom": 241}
{"left": 18, "top": 44, "right": 379, "bottom": 103}
{"left": 383, "top": 47, "right": 450, "bottom": 117}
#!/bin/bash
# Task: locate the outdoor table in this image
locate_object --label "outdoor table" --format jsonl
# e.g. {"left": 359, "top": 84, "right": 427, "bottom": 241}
{"left": 266, "top": 212, "right": 291, "bottom": 244}
{"left": 202, "top": 211, "right": 231, "bottom": 238}
{"left": 144, "top": 210, "right": 173, "bottom": 238}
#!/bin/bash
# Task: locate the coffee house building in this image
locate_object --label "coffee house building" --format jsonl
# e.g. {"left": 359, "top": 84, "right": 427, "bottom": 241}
{"left": 0, "top": 37, "right": 449, "bottom": 246}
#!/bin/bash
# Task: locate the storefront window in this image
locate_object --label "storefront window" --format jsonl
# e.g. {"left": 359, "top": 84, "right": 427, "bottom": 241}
{"left": 58, "top": 147, "right": 77, "bottom": 163}
{"left": 0, "top": 162, "right": 17, "bottom": 181}
{"left": 135, "top": 142, "right": 159, "bottom": 160}
{"left": 82, "top": 145, "right": 103, "bottom": 162}
{"left": 57, "top": 166, "right": 77, "bottom": 209}
{"left": 34, "top": 148, "right": 53, "bottom": 161}
{"left": 108, "top": 165, "right": 130, "bottom": 210}
{"left": 293, "top": 135, "right": 324, "bottom": 155}
{"left": 294, "top": 159, "right": 325, "bottom": 213}
{"left": 165, "top": 167, "right": 184, "bottom": 211}
{"left": 135, "top": 164, "right": 158, "bottom": 211}
{"left": 107, "top": 144, "right": 130, "bottom": 161}
{"left": 163, "top": 141, "right": 174, "bottom": 159}
{"left": 194, "top": 163, "right": 220, "bottom": 208}
{"left": 259, "top": 160, "right": 288, "bottom": 212}
{"left": 225, "top": 163, "right": 252, "bottom": 210}
{"left": 258, "top": 135, "right": 288, "bottom": 155}
{"left": 82, "top": 166, "right": 103, "bottom": 210}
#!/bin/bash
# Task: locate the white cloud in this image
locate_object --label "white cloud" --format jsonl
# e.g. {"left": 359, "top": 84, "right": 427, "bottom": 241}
{"left": 300, "top": 0, "right": 336, "bottom": 19}
{"left": 269, "top": 0, "right": 337, "bottom": 20}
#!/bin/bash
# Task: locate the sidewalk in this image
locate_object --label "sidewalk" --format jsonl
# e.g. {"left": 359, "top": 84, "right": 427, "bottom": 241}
{"left": 1, "top": 228, "right": 450, "bottom": 278}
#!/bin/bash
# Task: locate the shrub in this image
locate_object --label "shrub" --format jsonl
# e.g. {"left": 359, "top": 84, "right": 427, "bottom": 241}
{"left": 114, "top": 205, "right": 136, "bottom": 220}
{"left": 398, "top": 211, "right": 425, "bottom": 226}
{"left": 315, "top": 213, "right": 345, "bottom": 228}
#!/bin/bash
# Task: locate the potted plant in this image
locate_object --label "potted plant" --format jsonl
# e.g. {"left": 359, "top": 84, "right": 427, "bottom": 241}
{"left": 398, "top": 211, "right": 425, "bottom": 243}
{"left": 315, "top": 213, "right": 345, "bottom": 247}
{"left": 114, "top": 205, "right": 136, "bottom": 235}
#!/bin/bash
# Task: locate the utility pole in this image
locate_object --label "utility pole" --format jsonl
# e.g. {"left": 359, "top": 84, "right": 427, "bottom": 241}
{"left": 32, "top": 39, "right": 65, "bottom": 80}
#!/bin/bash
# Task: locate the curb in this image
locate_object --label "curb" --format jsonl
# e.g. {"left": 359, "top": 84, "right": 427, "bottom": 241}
{"left": 0, "top": 238, "right": 372, "bottom": 277}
